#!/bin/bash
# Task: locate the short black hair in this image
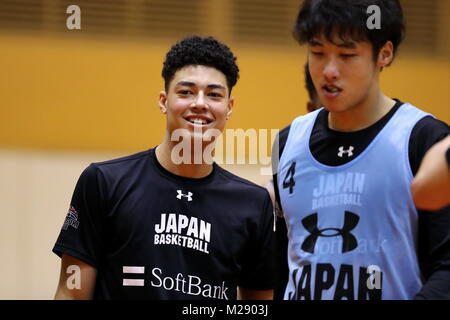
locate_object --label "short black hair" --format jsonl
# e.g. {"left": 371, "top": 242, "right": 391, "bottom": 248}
{"left": 162, "top": 35, "right": 239, "bottom": 94}
{"left": 293, "top": 0, "right": 405, "bottom": 64}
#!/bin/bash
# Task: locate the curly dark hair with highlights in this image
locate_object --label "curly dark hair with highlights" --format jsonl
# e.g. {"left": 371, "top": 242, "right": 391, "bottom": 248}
{"left": 162, "top": 36, "right": 239, "bottom": 94}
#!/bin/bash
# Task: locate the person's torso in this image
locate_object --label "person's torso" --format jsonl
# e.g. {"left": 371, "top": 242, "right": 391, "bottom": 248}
{"left": 93, "top": 149, "right": 268, "bottom": 300}
{"left": 277, "top": 104, "right": 429, "bottom": 300}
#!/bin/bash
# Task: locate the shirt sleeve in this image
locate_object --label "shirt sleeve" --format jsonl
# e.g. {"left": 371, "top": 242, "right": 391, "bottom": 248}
{"left": 238, "top": 192, "right": 275, "bottom": 290}
{"left": 274, "top": 216, "right": 289, "bottom": 300}
{"left": 272, "top": 125, "right": 291, "bottom": 216}
{"left": 52, "top": 164, "right": 107, "bottom": 268}
{"left": 272, "top": 126, "right": 292, "bottom": 298}
{"left": 408, "top": 116, "right": 449, "bottom": 175}
{"left": 415, "top": 209, "right": 450, "bottom": 299}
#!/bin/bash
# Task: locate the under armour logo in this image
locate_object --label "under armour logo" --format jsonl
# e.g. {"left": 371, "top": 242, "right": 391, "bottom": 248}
{"left": 176, "top": 190, "right": 193, "bottom": 201}
{"left": 337, "top": 146, "right": 354, "bottom": 158}
{"left": 301, "top": 211, "right": 359, "bottom": 253}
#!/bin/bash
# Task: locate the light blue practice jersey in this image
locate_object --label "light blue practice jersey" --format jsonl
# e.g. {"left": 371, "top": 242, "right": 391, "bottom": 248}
{"left": 278, "top": 104, "right": 429, "bottom": 300}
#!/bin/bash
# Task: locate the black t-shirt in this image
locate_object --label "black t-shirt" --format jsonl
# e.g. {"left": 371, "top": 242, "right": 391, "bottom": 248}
{"left": 273, "top": 100, "right": 450, "bottom": 299}
{"left": 53, "top": 148, "right": 274, "bottom": 300}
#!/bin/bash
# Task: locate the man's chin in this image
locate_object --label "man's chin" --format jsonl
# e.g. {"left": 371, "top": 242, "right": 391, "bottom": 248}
{"left": 322, "top": 103, "right": 350, "bottom": 113}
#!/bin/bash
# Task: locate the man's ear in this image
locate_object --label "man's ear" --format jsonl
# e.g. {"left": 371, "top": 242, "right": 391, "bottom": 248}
{"left": 226, "top": 97, "right": 235, "bottom": 120}
{"left": 378, "top": 41, "right": 394, "bottom": 69}
{"left": 159, "top": 91, "right": 168, "bottom": 114}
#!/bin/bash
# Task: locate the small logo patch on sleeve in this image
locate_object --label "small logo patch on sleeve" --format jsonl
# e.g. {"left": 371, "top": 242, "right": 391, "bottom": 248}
{"left": 62, "top": 206, "right": 80, "bottom": 230}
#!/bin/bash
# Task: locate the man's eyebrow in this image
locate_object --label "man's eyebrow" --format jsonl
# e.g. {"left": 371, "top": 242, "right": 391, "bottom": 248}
{"left": 309, "top": 40, "right": 323, "bottom": 47}
{"left": 309, "top": 39, "right": 357, "bottom": 49}
{"left": 207, "top": 84, "right": 226, "bottom": 90}
{"left": 176, "top": 81, "right": 225, "bottom": 90}
{"left": 337, "top": 41, "right": 357, "bottom": 49}
{"left": 176, "top": 81, "right": 195, "bottom": 87}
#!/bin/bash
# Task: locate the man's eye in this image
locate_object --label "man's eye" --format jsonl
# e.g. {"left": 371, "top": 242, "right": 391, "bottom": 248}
{"left": 178, "top": 90, "right": 192, "bottom": 95}
{"left": 208, "top": 92, "right": 223, "bottom": 98}
{"left": 341, "top": 54, "right": 356, "bottom": 58}
{"left": 311, "top": 52, "right": 323, "bottom": 56}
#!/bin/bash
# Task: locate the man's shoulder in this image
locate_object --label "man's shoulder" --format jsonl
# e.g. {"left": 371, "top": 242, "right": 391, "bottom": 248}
{"left": 279, "top": 124, "right": 291, "bottom": 138}
{"left": 277, "top": 108, "right": 325, "bottom": 158}
{"left": 278, "top": 125, "right": 291, "bottom": 147}
{"left": 404, "top": 102, "right": 449, "bottom": 147}
{"left": 397, "top": 102, "right": 449, "bottom": 174}
{"left": 90, "top": 149, "right": 153, "bottom": 171}
{"left": 412, "top": 115, "right": 449, "bottom": 138}
{"left": 215, "top": 166, "right": 271, "bottom": 201}
{"left": 83, "top": 149, "right": 154, "bottom": 183}
{"left": 398, "top": 102, "right": 446, "bottom": 127}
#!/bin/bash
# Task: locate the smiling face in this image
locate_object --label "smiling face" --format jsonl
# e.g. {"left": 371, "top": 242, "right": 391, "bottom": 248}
{"left": 308, "top": 34, "right": 393, "bottom": 114}
{"left": 159, "top": 65, "right": 234, "bottom": 142}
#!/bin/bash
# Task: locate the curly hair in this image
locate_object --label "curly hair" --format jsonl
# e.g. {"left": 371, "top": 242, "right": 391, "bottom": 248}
{"left": 162, "top": 36, "right": 239, "bottom": 94}
{"left": 293, "top": 0, "right": 405, "bottom": 64}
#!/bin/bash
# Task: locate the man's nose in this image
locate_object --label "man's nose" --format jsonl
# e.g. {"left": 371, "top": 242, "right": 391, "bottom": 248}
{"left": 192, "top": 91, "right": 208, "bottom": 110}
{"left": 323, "top": 58, "right": 340, "bottom": 81}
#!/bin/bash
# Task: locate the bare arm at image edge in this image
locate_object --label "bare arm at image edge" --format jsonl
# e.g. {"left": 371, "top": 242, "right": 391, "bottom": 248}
{"left": 54, "top": 254, "right": 97, "bottom": 300}
{"left": 412, "top": 135, "right": 450, "bottom": 211}
{"left": 238, "top": 287, "right": 273, "bottom": 300}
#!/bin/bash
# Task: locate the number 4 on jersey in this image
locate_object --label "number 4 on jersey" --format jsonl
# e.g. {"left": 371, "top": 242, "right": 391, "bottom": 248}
{"left": 283, "top": 162, "right": 296, "bottom": 194}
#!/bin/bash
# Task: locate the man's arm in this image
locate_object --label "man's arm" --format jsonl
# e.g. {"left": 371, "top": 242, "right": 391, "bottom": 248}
{"left": 238, "top": 287, "right": 273, "bottom": 300}
{"left": 53, "top": 164, "right": 106, "bottom": 299}
{"left": 411, "top": 135, "right": 450, "bottom": 211}
{"left": 54, "top": 254, "right": 97, "bottom": 300}
{"left": 409, "top": 117, "right": 450, "bottom": 299}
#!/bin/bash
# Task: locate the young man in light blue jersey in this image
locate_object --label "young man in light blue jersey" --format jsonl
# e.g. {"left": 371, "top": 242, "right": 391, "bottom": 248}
{"left": 272, "top": 0, "right": 450, "bottom": 300}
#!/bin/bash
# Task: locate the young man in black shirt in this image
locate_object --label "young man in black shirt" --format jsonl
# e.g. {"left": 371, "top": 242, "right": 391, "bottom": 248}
{"left": 53, "top": 36, "right": 275, "bottom": 300}
{"left": 272, "top": 0, "right": 450, "bottom": 299}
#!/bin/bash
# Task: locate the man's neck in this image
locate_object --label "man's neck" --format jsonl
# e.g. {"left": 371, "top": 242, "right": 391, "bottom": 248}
{"left": 155, "top": 142, "right": 214, "bottom": 179}
{"left": 328, "top": 92, "right": 396, "bottom": 132}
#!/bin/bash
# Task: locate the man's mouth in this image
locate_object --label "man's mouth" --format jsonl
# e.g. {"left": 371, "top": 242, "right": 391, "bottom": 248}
{"left": 184, "top": 116, "right": 212, "bottom": 125}
{"left": 323, "top": 84, "right": 342, "bottom": 94}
